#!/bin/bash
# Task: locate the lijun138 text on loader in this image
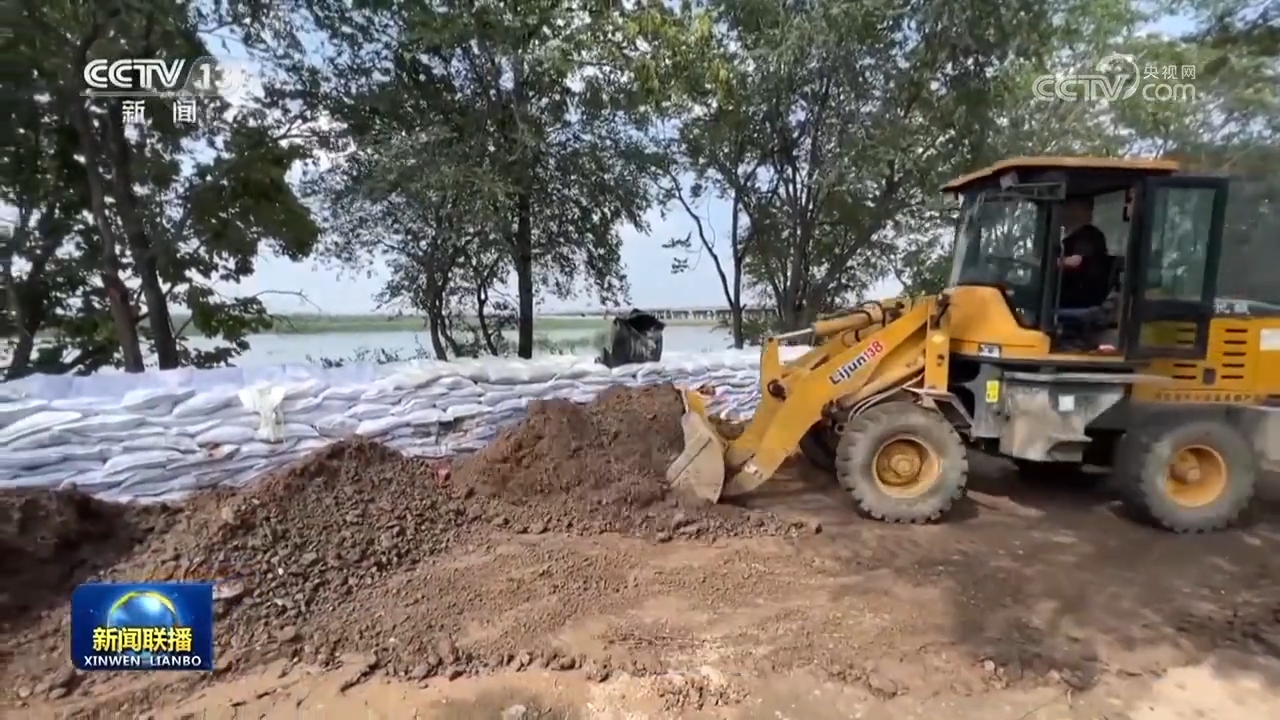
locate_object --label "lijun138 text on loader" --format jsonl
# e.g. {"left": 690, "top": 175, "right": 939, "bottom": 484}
{"left": 668, "top": 156, "right": 1280, "bottom": 533}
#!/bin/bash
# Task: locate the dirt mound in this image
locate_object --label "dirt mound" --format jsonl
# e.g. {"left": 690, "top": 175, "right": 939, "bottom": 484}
{"left": 451, "top": 384, "right": 789, "bottom": 539}
{"left": 0, "top": 488, "right": 171, "bottom": 629}
{"left": 455, "top": 384, "right": 684, "bottom": 499}
{"left": 1, "top": 386, "right": 800, "bottom": 698}
{"left": 99, "top": 441, "right": 481, "bottom": 661}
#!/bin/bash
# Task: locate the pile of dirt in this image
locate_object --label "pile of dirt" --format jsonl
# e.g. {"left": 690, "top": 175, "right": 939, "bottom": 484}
{"left": 108, "top": 441, "right": 484, "bottom": 656}
{"left": 0, "top": 488, "right": 172, "bottom": 630}
{"left": 1, "top": 385, "right": 798, "bottom": 697}
{"left": 451, "top": 384, "right": 791, "bottom": 539}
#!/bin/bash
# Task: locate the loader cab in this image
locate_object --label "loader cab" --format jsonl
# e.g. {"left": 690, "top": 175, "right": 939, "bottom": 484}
{"left": 942, "top": 157, "right": 1230, "bottom": 362}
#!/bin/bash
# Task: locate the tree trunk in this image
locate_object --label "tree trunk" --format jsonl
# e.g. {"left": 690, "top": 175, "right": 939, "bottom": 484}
{"left": 68, "top": 99, "right": 145, "bottom": 372}
{"left": 514, "top": 189, "right": 535, "bottom": 359}
{"left": 729, "top": 225, "right": 745, "bottom": 348}
{"left": 104, "top": 103, "right": 180, "bottom": 369}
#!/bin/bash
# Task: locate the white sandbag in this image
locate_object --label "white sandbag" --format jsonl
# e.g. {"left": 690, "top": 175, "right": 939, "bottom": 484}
{"left": 356, "top": 416, "right": 407, "bottom": 438}
{"left": 9, "top": 469, "right": 79, "bottom": 488}
{"left": 0, "top": 410, "right": 82, "bottom": 445}
{"left": 432, "top": 375, "right": 478, "bottom": 391}
{"left": 346, "top": 403, "right": 391, "bottom": 421}
{"left": 401, "top": 408, "right": 445, "bottom": 426}
{"left": 537, "top": 380, "right": 581, "bottom": 395}
{"left": 374, "top": 364, "right": 459, "bottom": 389}
{"left": 103, "top": 450, "right": 183, "bottom": 475}
{"left": 56, "top": 414, "right": 148, "bottom": 434}
{"left": 287, "top": 401, "right": 355, "bottom": 425}
{"left": 433, "top": 385, "right": 484, "bottom": 402}
{"left": 171, "top": 390, "right": 239, "bottom": 417}
{"left": 195, "top": 425, "right": 258, "bottom": 446}
{"left": 291, "top": 437, "right": 332, "bottom": 454}
{"left": 233, "top": 442, "right": 280, "bottom": 460}
{"left": 480, "top": 390, "right": 525, "bottom": 406}
{"left": 318, "top": 385, "right": 366, "bottom": 402}
{"left": 282, "top": 423, "right": 321, "bottom": 439}
{"left": 446, "top": 403, "right": 489, "bottom": 421}
{"left": 147, "top": 410, "right": 247, "bottom": 430}
{"left": 48, "top": 397, "right": 122, "bottom": 413}
{"left": 396, "top": 397, "right": 442, "bottom": 415}
{"left": 61, "top": 445, "right": 111, "bottom": 462}
{"left": 0, "top": 449, "right": 66, "bottom": 469}
{"left": 541, "top": 387, "right": 579, "bottom": 401}
{"left": 403, "top": 443, "right": 453, "bottom": 458}
{"left": 0, "top": 348, "right": 782, "bottom": 498}
{"left": 281, "top": 396, "right": 325, "bottom": 415}
{"left": 0, "top": 399, "right": 50, "bottom": 426}
{"left": 42, "top": 459, "right": 105, "bottom": 475}
{"left": 121, "top": 435, "right": 201, "bottom": 453}
{"left": 493, "top": 397, "right": 531, "bottom": 414}
{"left": 313, "top": 415, "right": 359, "bottom": 438}
{"left": 99, "top": 467, "right": 172, "bottom": 490}
{"left": 464, "top": 425, "right": 499, "bottom": 441}
{"left": 481, "top": 361, "right": 555, "bottom": 385}
{"left": 281, "top": 379, "right": 326, "bottom": 399}
{"left": 120, "top": 387, "right": 195, "bottom": 412}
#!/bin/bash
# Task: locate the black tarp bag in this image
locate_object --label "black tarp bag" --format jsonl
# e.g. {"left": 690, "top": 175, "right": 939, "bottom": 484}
{"left": 598, "top": 310, "right": 665, "bottom": 367}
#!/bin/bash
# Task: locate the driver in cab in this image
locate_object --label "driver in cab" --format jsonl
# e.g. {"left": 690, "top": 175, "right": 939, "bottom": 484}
{"left": 1057, "top": 196, "right": 1111, "bottom": 310}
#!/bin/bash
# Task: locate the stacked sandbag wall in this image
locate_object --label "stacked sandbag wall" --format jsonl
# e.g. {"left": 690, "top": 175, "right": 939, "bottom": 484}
{"left": 0, "top": 349, "right": 809, "bottom": 502}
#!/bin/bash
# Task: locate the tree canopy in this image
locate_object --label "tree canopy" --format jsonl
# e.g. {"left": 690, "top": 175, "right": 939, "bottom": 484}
{"left": 1, "top": 0, "right": 1276, "bottom": 369}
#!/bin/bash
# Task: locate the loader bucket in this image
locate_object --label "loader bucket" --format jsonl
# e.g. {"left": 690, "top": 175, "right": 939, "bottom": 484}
{"left": 665, "top": 389, "right": 726, "bottom": 503}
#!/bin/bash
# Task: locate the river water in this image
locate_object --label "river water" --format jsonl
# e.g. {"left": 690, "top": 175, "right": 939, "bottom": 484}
{"left": 186, "top": 324, "right": 732, "bottom": 367}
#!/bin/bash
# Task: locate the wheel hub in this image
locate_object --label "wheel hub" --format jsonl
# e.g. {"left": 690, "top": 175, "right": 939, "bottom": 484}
{"left": 872, "top": 436, "right": 940, "bottom": 497}
{"left": 1164, "top": 445, "right": 1227, "bottom": 508}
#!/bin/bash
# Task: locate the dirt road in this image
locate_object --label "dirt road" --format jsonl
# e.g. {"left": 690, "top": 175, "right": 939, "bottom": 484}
{"left": 4, "top": 386, "right": 1280, "bottom": 719}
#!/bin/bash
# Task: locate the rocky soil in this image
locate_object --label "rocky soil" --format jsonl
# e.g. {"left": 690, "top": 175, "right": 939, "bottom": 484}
{"left": 0, "top": 384, "right": 801, "bottom": 712}
{"left": 4, "top": 384, "right": 1280, "bottom": 719}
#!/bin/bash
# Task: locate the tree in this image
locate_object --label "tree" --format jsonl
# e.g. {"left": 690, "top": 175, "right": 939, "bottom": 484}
{"left": 1, "top": 0, "right": 321, "bottom": 377}
{"left": 644, "top": 0, "right": 1150, "bottom": 331}
{"left": 302, "top": 0, "right": 662, "bottom": 359}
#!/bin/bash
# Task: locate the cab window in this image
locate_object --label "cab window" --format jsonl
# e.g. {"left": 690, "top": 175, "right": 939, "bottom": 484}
{"left": 1215, "top": 174, "right": 1280, "bottom": 308}
{"left": 1145, "top": 186, "right": 1214, "bottom": 301}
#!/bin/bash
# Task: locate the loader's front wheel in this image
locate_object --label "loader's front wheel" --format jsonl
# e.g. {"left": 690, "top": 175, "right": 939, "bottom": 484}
{"left": 835, "top": 402, "right": 968, "bottom": 524}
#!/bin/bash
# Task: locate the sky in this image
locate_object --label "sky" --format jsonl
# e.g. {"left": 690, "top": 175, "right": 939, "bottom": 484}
{"left": 3, "top": 12, "right": 1195, "bottom": 316}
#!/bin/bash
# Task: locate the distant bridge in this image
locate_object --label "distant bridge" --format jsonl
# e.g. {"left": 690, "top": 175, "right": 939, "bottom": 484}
{"left": 544, "top": 305, "right": 773, "bottom": 322}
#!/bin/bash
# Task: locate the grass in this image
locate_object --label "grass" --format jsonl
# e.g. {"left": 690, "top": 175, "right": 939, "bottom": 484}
{"left": 173, "top": 313, "right": 721, "bottom": 336}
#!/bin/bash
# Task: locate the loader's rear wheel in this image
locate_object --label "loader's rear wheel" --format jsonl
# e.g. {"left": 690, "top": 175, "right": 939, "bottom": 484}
{"left": 1113, "top": 419, "right": 1257, "bottom": 533}
{"left": 835, "top": 402, "right": 968, "bottom": 523}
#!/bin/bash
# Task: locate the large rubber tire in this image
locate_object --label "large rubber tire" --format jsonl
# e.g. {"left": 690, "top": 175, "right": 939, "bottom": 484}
{"left": 835, "top": 402, "right": 969, "bottom": 523}
{"left": 799, "top": 426, "right": 837, "bottom": 472}
{"left": 1112, "top": 419, "right": 1257, "bottom": 533}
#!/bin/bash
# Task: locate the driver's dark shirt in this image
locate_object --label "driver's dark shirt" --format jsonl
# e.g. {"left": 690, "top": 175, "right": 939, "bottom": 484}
{"left": 1060, "top": 224, "right": 1111, "bottom": 309}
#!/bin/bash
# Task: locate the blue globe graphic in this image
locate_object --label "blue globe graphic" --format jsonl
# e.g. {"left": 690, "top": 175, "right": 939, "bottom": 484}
{"left": 106, "top": 592, "right": 180, "bottom": 664}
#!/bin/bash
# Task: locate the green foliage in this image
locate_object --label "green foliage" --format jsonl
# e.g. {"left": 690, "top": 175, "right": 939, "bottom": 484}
{"left": 2, "top": 0, "right": 1276, "bottom": 372}
{"left": 299, "top": 0, "right": 664, "bottom": 359}
{"left": 0, "top": 0, "right": 321, "bottom": 377}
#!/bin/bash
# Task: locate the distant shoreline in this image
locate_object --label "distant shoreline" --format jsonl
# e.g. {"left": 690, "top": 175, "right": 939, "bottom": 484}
{"left": 174, "top": 314, "right": 723, "bottom": 336}
{"left": 4, "top": 314, "right": 723, "bottom": 341}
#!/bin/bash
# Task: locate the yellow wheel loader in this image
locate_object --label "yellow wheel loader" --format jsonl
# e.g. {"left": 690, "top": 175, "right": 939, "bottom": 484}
{"left": 669, "top": 156, "right": 1280, "bottom": 533}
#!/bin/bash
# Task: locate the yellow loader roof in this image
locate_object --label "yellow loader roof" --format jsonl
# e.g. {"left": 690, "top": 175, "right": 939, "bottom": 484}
{"left": 942, "top": 156, "right": 1180, "bottom": 192}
